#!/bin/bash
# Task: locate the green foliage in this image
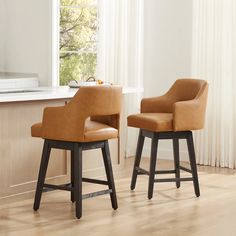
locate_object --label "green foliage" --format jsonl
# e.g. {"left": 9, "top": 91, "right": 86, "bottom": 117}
{"left": 60, "top": 53, "right": 96, "bottom": 85}
{"left": 60, "top": 0, "right": 97, "bottom": 85}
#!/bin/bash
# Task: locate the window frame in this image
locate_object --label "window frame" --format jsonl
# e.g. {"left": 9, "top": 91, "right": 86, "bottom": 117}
{"left": 52, "top": 0, "right": 98, "bottom": 86}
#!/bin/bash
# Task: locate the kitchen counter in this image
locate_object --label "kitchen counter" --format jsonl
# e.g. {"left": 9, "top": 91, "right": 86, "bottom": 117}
{"left": 0, "top": 86, "right": 144, "bottom": 103}
{"left": 0, "top": 85, "right": 143, "bottom": 202}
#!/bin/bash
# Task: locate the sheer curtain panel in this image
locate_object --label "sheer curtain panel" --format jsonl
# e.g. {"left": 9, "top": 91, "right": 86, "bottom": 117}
{"left": 98, "top": 0, "right": 144, "bottom": 157}
{"left": 192, "top": 0, "right": 236, "bottom": 168}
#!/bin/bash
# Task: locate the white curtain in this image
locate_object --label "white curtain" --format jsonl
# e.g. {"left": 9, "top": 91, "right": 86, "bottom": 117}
{"left": 98, "top": 0, "right": 143, "bottom": 88}
{"left": 192, "top": 0, "right": 236, "bottom": 168}
{"left": 98, "top": 0, "right": 144, "bottom": 157}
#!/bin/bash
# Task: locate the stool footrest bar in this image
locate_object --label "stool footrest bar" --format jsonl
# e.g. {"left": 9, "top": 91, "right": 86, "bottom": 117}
{"left": 43, "top": 183, "right": 72, "bottom": 192}
{"left": 136, "top": 167, "right": 150, "bottom": 175}
{"left": 154, "top": 177, "right": 193, "bottom": 183}
{"left": 82, "top": 189, "right": 112, "bottom": 200}
{"left": 136, "top": 167, "right": 177, "bottom": 175}
{"left": 82, "top": 178, "right": 108, "bottom": 185}
{"left": 180, "top": 166, "right": 192, "bottom": 173}
{"left": 43, "top": 183, "right": 112, "bottom": 200}
{"left": 155, "top": 170, "right": 176, "bottom": 174}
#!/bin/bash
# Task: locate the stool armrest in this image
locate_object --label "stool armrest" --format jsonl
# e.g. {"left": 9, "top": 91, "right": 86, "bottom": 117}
{"left": 141, "top": 95, "right": 174, "bottom": 113}
{"left": 173, "top": 99, "right": 205, "bottom": 131}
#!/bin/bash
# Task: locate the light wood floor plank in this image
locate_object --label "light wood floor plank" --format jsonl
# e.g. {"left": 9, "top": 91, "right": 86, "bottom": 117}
{"left": 0, "top": 158, "right": 236, "bottom": 236}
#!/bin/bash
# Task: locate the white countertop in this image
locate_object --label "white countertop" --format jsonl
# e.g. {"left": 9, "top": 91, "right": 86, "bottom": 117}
{"left": 0, "top": 86, "right": 144, "bottom": 103}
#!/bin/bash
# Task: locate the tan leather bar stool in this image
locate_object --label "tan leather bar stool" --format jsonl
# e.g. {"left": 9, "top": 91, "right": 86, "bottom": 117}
{"left": 31, "top": 85, "right": 122, "bottom": 219}
{"left": 127, "top": 79, "right": 208, "bottom": 199}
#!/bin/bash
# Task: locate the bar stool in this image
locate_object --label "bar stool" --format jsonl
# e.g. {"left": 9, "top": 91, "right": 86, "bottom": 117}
{"left": 31, "top": 85, "right": 122, "bottom": 219}
{"left": 127, "top": 79, "right": 208, "bottom": 199}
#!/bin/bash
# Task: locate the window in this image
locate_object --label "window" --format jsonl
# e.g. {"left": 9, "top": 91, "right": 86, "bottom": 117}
{"left": 59, "top": 0, "right": 98, "bottom": 85}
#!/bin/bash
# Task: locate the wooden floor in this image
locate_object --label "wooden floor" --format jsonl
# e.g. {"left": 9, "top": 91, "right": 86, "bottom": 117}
{"left": 1, "top": 157, "right": 236, "bottom": 236}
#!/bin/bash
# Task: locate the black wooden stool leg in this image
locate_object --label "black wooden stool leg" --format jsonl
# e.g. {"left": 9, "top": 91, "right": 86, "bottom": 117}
{"left": 73, "top": 144, "right": 83, "bottom": 219}
{"left": 173, "top": 138, "right": 180, "bottom": 188}
{"left": 102, "top": 140, "right": 118, "bottom": 210}
{"left": 71, "top": 150, "right": 75, "bottom": 203}
{"left": 148, "top": 134, "right": 158, "bottom": 199}
{"left": 33, "top": 140, "right": 51, "bottom": 211}
{"left": 130, "top": 130, "right": 145, "bottom": 190}
{"left": 186, "top": 132, "right": 200, "bottom": 197}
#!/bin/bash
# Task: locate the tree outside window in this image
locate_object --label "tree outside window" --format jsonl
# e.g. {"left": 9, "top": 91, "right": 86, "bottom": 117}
{"left": 60, "top": 0, "right": 98, "bottom": 85}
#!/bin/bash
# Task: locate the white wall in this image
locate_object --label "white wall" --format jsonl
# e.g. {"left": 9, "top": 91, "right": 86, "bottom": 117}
{"left": 0, "top": 0, "right": 6, "bottom": 70}
{"left": 141, "top": 0, "right": 193, "bottom": 160}
{"left": 2, "top": 0, "right": 53, "bottom": 86}
{"left": 143, "top": 0, "right": 192, "bottom": 96}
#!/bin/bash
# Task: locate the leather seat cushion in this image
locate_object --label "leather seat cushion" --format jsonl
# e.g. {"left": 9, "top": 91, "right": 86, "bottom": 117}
{"left": 84, "top": 120, "right": 118, "bottom": 142}
{"left": 127, "top": 113, "right": 173, "bottom": 132}
{"left": 31, "top": 120, "right": 118, "bottom": 142}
